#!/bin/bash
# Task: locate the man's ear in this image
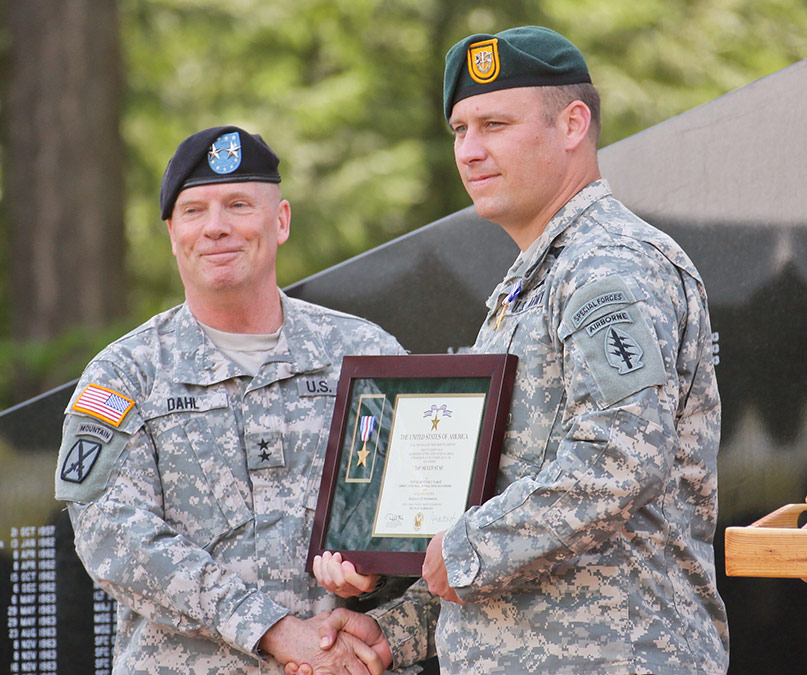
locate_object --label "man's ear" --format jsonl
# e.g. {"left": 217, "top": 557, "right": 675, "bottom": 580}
{"left": 276, "top": 200, "right": 291, "bottom": 246}
{"left": 562, "top": 100, "right": 592, "bottom": 150}
{"left": 166, "top": 218, "right": 178, "bottom": 256}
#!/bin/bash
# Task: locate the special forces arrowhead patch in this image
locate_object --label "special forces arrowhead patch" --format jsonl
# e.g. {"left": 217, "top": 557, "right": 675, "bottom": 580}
{"left": 604, "top": 327, "right": 644, "bottom": 374}
{"left": 207, "top": 131, "right": 242, "bottom": 174}
{"left": 563, "top": 275, "right": 666, "bottom": 407}
{"left": 60, "top": 439, "right": 102, "bottom": 483}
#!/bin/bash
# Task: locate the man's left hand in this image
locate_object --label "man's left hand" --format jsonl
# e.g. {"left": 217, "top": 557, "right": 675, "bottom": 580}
{"left": 422, "top": 530, "right": 465, "bottom": 604}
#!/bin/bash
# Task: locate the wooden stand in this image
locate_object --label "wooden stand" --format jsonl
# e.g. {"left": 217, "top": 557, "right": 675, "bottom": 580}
{"left": 725, "top": 503, "right": 807, "bottom": 577}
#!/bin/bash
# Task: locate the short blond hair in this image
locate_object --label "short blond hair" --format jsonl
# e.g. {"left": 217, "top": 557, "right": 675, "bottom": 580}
{"left": 539, "top": 83, "right": 601, "bottom": 146}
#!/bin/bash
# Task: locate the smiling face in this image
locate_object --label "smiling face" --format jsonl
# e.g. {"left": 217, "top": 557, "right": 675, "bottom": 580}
{"left": 449, "top": 86, "right": 594, "bottom": 249}
{"left": 166, "top": 181, "right": 290, "bottom": 307}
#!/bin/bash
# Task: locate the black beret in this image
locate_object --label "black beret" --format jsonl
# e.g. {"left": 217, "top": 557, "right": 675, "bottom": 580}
{"left": 160, "top": 125, "right": 281, "bottom": 220}
{"left": 443, "top": 26, "right": 591, "bottom": 121}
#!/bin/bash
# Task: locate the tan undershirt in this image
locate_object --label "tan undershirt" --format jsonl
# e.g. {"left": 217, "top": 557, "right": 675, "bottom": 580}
{"left": 198, "top": 321, "right": 285, "bottom": 376}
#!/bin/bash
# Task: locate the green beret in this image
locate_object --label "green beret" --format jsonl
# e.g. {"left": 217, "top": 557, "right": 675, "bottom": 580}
{"left": 160, "top": 126, "right": 281, "bottom": 220}
{"left": 443, "top": 26, "right": 591, "bottom": 120}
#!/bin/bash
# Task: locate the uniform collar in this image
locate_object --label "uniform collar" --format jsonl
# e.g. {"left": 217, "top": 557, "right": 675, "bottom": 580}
{"left": 268, "top": 291, "right": 332, "bottom": 376}
{"left": 172, "top": 293, "right": 331, "bottom": 387}
{"left": 486, "top": 180, "right": 611, "bottom": 309}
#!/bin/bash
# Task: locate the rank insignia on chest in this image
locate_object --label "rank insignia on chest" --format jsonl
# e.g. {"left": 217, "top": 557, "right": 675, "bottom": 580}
{"left": 247, "top": 432, "right": 284, "bottom": 469}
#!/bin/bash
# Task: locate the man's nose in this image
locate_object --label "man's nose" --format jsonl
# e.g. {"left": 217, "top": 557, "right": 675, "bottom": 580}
{"left": 455, "top": 129, "right": 487, "bottom": 165}
{"left": 202, "top": 204, "right": 231, "bottom": 237}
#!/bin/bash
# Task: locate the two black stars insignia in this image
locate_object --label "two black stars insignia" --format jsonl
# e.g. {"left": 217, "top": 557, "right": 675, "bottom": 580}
{"left": 258, "top": 438, "right": 272, "bottom": 463}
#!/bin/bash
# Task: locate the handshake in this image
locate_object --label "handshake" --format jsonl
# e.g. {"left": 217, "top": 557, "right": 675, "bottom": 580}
{"left": 261, "top": 551, "right": 390, "bottom": 675}
{"left": 265, "top": 530, "right": 460, "bottom": 674}
{"left": 261, "top": 607, "right": 391, "bottom": 675}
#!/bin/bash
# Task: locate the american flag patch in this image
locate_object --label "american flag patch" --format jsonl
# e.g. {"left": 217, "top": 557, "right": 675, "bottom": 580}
{"left": 72, "top": 384, "right": 134, "bottom": 427}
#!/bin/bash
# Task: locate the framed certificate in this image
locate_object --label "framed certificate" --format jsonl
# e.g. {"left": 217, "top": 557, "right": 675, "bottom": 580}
{"left": 306, "top": 353, "right": 518, "bottom": 576}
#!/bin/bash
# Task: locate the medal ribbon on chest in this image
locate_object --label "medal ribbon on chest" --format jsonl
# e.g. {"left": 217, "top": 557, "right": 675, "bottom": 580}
{"left": 494, "top": 279, "right": 522, "bottom": 330}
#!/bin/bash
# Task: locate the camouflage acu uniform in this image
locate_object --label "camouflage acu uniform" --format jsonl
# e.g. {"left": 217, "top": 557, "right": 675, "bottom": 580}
{"left": 370, "top": 180, "right": 729, "bottom": 673}
{"left": 55, "top": 293, "right": 402, "bottom": 674}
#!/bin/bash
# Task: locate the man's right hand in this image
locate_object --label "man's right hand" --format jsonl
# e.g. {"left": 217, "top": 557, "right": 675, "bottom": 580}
{"left": 260, "top": 613, "right": 384, "bottom": 675}
{"left": 284, "top": 609, "right": 392, "bottom": 675}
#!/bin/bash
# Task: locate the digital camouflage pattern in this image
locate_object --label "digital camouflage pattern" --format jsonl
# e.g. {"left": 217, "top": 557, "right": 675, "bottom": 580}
{"left": 370, "top": 181, "right": 729, "bottom": 673}
{"left": 55, "top": 293, "right": 403, "bottom": 674}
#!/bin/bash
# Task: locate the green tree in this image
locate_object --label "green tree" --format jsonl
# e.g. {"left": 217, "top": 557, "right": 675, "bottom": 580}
{"left": 1, "top": 0, "right": 126, "bottom": 402}
{"left": 117, "top": 0, "right": 807, "bottom": 309}
{"left": 1, "top": 0, "right": 805, "bottom": 408}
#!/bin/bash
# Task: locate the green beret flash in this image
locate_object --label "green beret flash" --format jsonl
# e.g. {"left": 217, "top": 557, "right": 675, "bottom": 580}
{"left": 443, "top": 26, "right": 591, "bottom": 121}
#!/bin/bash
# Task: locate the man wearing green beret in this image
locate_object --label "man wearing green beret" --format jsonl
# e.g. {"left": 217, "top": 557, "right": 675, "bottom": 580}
{"left": 55, "top": 125, "right": 404, "bottom": 674}
{"left": 305, "top": 25, "right": 729, "bottom": 673}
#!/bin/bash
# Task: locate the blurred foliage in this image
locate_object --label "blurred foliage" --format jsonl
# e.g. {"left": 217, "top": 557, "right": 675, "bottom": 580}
{"left": 120, "top": 0, "right": 807, "bottom": 311}
{"left": 0, "top": 0, "right": 805, "bottom": 408}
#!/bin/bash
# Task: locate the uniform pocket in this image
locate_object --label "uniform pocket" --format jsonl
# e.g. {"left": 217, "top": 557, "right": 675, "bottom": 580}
{"left": 153, "top": 415, "right": 252, "bottom": 549}
{"left": 300, "top": 429, "right": 329, "bottom": 512}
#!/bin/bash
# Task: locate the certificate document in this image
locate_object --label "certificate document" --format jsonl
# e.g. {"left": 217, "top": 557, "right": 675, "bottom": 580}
{"left": 307, "top": 353, "right": 517, "bottom": 575}
{"left": 372, "top": 393, "right": 486, "bottom": 538}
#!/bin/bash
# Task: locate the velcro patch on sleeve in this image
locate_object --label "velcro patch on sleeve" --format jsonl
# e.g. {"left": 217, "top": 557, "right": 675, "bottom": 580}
{"left": 563, "top": 277, "right": 666, "bottom": 407}
{"left": 563, "top": 275, "right": 636, "bottom": 332}
{"left": 55, "top": 413, "right": 132, "bottom": 503}
{"left": 72, "top": 383, "right": 134, "bottom": 427}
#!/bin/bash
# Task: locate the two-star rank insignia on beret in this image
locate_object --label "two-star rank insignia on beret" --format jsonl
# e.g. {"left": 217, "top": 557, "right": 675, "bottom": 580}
{"left": 207, "top": 131, "right": 242, "bottom": 174}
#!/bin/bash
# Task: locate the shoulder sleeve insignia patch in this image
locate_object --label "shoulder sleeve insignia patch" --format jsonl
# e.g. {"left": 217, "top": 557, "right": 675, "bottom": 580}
{"left": 60, "top": 439, "right": 102, "bottom": 483}
{"left": 562, "top": 276, "right": 666, "bottom": 407}
{"left": 56, "top": 411, "right": 134, "bottom": 503}
{"left": 72, "top": 384, "right": 134, "bottom": 427}
{"left": 604, "top": 326, "right": 645, "bottom": 374}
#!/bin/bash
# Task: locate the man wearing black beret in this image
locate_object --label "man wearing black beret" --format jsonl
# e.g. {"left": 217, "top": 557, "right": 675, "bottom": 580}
{"left": 55, "top": 126, "right": 405, "bottom": 673}
{"left": 309, "top": 25, "right": 729, "bottom": 673}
